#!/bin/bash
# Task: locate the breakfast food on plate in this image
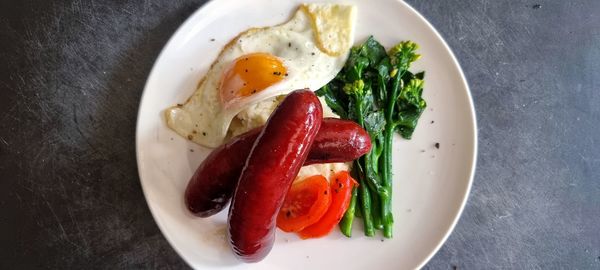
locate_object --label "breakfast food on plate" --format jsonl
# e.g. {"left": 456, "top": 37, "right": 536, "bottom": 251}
{"left": 296, "top": 171, "right": 357, "bottom": 239}
{"left": 316, "top": 37, "right": 427, "bottom": 238}
{"left": 164, "top": 2, "right": 429, "bottom": 263}
{"left": 165, "top": 3, "right": 356, "bottom": 148}
{"left": 184, "top": 118, "right": 371, "bottom": 217}
{"left": 228, "top": 90, "right": 322, "bottom": 262}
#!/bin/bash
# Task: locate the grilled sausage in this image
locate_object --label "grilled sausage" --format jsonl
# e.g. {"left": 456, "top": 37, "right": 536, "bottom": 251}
{"left": 184, "top": 118, "right": 371, "bottom": 217}
{"left": 228, "top": 90, "right": 322, "bottom": 262}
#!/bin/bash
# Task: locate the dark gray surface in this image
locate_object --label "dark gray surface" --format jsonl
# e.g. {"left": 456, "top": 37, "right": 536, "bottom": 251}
{"left": 1, "top": 0, "right": 598, "bottom": 269}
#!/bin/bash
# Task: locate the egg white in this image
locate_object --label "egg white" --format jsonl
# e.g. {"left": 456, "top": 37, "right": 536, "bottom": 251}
{"left": 166, "top": 3, "right": 356, "bottom": 147}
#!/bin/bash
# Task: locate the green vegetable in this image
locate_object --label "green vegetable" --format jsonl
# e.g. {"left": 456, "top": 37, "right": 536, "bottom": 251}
{"left": 319, "top": 36, "right": 427, "bottom": 238}
{"left": 339, "top": 186, "right": 358, "bottom": 237}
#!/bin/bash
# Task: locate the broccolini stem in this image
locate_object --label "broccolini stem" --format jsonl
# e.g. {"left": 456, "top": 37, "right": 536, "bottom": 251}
{"left": 358, "top": 179, "right": 375, "bottom": 237}
{"left": 379, "top": 64, "right": 406, "bottom": 238}
{"left": 339, "top": 186, "right": 358, "bottom": 237}
{"left": 364, "top": 154, "right": 385, "bottom": 194}
{"left": 371, "top": 190, "right": 383, "bottom": 230}
{"left": 382, "top": 128, "right": 394, "bottom": 238}
{"left": 355, "top": 194, "right": 363, "bottom": 218}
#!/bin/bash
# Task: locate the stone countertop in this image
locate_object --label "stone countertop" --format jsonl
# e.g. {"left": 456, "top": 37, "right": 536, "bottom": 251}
{"left": 1, "top": 0, "right": 599, "bottom": 269}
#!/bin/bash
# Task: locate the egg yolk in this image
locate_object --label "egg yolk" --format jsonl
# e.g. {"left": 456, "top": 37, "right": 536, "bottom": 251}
{"left": 220, "top": 53, "right": 287, "bottom": 106}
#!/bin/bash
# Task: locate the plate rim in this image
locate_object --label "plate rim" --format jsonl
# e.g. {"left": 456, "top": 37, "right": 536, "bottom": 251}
{"left": 397, "top": 2, "right": 478, "bottom": 269}
{"left": 135, "top": 0, "right": 478, "bottom": 268}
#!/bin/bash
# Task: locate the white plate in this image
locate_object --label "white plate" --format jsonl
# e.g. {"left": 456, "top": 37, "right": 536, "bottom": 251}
{"left": 136, "top": 0, "right": 477, "bottom": 269}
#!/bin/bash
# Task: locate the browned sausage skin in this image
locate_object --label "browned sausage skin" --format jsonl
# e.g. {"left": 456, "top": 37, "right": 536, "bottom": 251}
{"left": 184, "top": 127, "right": 261, "bottom": 217}
{"left": 305, "top": 118, "right": 371, "bottom": 165}
{"left": 228, "top": 90, "right": 323, "bottom": 262}
{"left": 184, "top": 118, "right": 371, "bottom": 217}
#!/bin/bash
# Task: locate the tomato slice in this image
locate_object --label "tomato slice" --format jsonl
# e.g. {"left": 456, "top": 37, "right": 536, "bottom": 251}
{"left": 276, "top": 175, "right": 332, "bottom": 232}
{"left": 298, "top": 171, "right": 358, "bottom": 239}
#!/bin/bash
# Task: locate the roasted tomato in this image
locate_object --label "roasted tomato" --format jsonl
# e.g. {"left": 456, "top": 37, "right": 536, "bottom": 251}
{"left": 276, "top": 175, "right": 332, "bottom": 232}
{"left": 298, "top": 171, "right": 357, "bottom": 239}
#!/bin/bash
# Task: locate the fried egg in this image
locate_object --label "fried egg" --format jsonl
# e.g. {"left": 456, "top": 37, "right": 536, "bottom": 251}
{"left": 166, "top": 3, "right": 356, "bottom": 147}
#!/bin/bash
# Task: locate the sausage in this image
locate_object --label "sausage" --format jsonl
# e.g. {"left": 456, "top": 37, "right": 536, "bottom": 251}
{"left": 228, "top": 90, "right": 322, "bottom": 262}
{"left": 305, "top": 118, "right": 371, "bottom": 165}
{"left": 184, "top": 118, "right": 371, "bottom": 217}
{"left": 184, "top": 127, "right": 260, "bottom": 217}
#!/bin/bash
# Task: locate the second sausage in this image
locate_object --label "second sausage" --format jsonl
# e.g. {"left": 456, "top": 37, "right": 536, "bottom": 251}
{"left": 228, "top": 90, "right": 323, "bottom": 262}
